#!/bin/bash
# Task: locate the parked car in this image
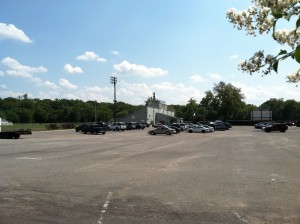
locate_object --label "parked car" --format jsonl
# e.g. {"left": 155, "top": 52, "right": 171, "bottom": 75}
{"left": 126, "top": 122, "right": 137, "bottom": 130}
{"left": 203, "top": 125, "right": 214, "bottom": 132}
{"left": 254, "top": 122, "right": 264, "bottom": 129}
{"left": 171, "top": 123, "right": 187, "bottom": 131}
{"left": 264, "top": 123, "right": 288, "bottom": 132}
{"left": 167, "top": 125, "right": 181, "bottom": 133}
{"left": 107, "top": 122, "right": 127, "bottom": 131}
{"left": 261, "top": 122, "right": 274, "bottom": 130}
{"left": 187, "top": 125, "right": 210, "bottom": 133}
{"left": 224, "top": 122, "right": 232, "bottom": 129}
{"left": 136, "top": 123, "right": 146, "bottom": 129}
{"left": 140, "top": 122, "right": 150, "bottom": 127}
{"left": 81, "top": 124, "right": 107, "bottom": 134}
{"left": 210, "top": 121, "right": 226, "bottom": 131}
{"left": 75, "top": 123, "right": 88, "bottom": 132}
{"left": 148, "top": 125, "right": 176, "bottom": 135}
{"left": 285, "top": 121, "right": 295, "bottom": 126}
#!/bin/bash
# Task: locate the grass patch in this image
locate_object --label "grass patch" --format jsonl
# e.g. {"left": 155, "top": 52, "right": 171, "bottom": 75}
{"left": 1, "top": 123, "right": 76, "bottom": 132}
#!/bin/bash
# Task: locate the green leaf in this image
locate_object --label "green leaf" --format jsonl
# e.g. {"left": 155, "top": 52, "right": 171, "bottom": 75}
{"left": 277, "top": 50, "right": 287, "bottom": 56}
{"left": 272, "top": 20, "right": 278, "bottom": 40}
{"left": 294, "top": 46, "right": 300, "bottom": 63}
{"left": 272, "top": 11, "right": 283, "bottom": 19}
{"left": 296, "top": 17, "right": 300, "bottom": 29}
{"left": 273, "top": 60, "right": 279, "bottom": 73}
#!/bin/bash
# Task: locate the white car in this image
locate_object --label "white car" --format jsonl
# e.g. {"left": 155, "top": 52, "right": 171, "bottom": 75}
{"left": 187, "top": 125, "right": 210, "bottom": 133}
{"left": 203, "top": 125, "right": 214, "bottom": 132}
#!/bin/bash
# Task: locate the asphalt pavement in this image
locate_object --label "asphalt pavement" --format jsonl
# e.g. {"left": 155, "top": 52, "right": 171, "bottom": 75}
{"left": 0, "top": 126, "right": 300, "bottom": 224}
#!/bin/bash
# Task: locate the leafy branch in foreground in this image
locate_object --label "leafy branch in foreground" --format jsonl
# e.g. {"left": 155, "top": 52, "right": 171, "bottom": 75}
{"left": 227, "top": 0, "right": 300, "bottom": 83}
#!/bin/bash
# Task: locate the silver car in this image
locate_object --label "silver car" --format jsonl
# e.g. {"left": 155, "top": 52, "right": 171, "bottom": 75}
{"left": 187, "top": 125, "right": 210, "bottom": 133}
{"left": 148, "top": 125, "right": 176, "bottom": 135}
{"left": 107, "top": 122, "right": 127, "bottom": 131}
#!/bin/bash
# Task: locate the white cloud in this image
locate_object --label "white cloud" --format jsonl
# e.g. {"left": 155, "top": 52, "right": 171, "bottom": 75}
{"left": 110, "top": 81, "right": 203, "bottom": 105}
{"left": 110, "top": 50, "right": 120, "bottom": 56}
{"left": 208, "top": 72, "right": 222, "bottom": 80}
{"left": 44, "top": 81, "right": 60, "bottom": 90}
{"left": 5, "top": 70, "right": 32, "bottom": 78}
{"left": 150, "top": 82, "right": 204, "bottom": 105}
{"left": 64, "top": 64, "right": 83, "bottom": 74}
{"left": 232, "top": 81, "right": 300, "bottom": 106}
{"left": 0, "top": 71, "right": 4, "bottom": 76}
{"left": 114, "top": 60, "right": 168, "bottom": 78}
{"left": 30, "top": 76, "right": 43, "bottom": 86}
{"left": 0, "top": 23, "right": 32, "bottom": 43}
{"left": 59, "top": 78, "right": 78, "bottom": 90}
{"left": 229, "top": 54, "right": 239, "bottom": 60}
{"left": 190, "top": 74, "right": 207, "bottom": 83}
{"left": 1, "top": 57, "right": 47, "bottom": 73}
{"left": 76, "top": 51, "right": 107, "bottom": 62}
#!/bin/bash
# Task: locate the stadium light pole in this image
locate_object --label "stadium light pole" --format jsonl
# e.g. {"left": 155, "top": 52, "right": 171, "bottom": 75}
{"left": 94, "top": 100, "right": 97, "bottom": 123}
{"left": 110, "top": 76, "right": 117, "bottom": 122}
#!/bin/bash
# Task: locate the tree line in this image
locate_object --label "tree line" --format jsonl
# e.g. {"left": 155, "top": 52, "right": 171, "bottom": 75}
{"left": 1, "top": 82, "right": 300, "bottom": 124}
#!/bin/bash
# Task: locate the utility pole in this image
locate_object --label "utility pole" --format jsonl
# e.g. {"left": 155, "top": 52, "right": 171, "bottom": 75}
{"left": 110, "top": 76, "right": 117, "bottom": 122}
{"left": 94, "top": 100, "right": 97, "bottom": 123}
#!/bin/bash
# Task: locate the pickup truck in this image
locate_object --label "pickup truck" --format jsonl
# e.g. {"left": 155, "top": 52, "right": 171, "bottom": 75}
{"left": 81, "top": 124, "right": 107, "bottom": 135}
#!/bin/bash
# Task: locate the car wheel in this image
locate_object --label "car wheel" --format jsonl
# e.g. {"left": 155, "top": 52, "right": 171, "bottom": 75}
{"left": 166, "top": 131, "right": 171, "bottom": 135}
{"left": 116, "top": 127, "right": 119, "bottom": 131}
{"left": 107, "top": 128, "right": 110, "bottom": 131}
{"left": 84, "top": 131, "right": 87, "bottom": 134}
{"left": 150, "top": 131, "right": 155, "bottom": 135}
{"left": 202, "top": 130, "right": 205, "bottom": 133}
{"left": 188, "top": 130, "right": 192, "bottom": 133}
{"left": 102, "top": 132, "right": 106, "bottom": 135}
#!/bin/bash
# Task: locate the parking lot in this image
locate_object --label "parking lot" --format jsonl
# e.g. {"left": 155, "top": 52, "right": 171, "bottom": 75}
{"left": 1, "top": 126, "right": 300, "bottom": 224}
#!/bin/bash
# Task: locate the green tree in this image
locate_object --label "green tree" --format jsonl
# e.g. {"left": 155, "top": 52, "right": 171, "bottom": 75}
{"left": 261, "top": 98, "right": 285, "bottom": 121}
{"left": 182, "top": 98, "right": 203, "bottom": 122}
{"left": 97, "top": 104, "right": 113, "bottom": 122}
{"left": 200, "top": 90, "right": 218, "bottom": 120}
{"left": 18, "top": 108, "right": 32, "bottom": 123}
{"left": 283, "top": 99, "right": 299, "bottom": 121}
{"left": 33, "top": 107, "right": 48, "bottom": 123}
{"left": 4, "top": 110, "right": 19, "bottom": 123}
{"left": 213, "top": 82, "right": 245, "bottom": 120}
{"left": 227, "top": 1, "right": 300, "bottom": 83}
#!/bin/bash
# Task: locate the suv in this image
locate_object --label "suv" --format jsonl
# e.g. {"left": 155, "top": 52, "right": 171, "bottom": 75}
{"left": 210, "top": 121, "right": 226, "bottom": 131}
{"left": 126, "top": 122, "right": 137, "bottom": 130}
{"left": 81, "top": 124, "right": 107, "bottom": 134}
{"left": 107, "top": 122, "right": 127, "bottom": 131}
{"left": 264, "top": 123, "right": 288, "bottom": 132}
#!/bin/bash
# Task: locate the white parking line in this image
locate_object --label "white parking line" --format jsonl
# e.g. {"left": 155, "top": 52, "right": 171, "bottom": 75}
{"left": 16, "top": 157, "right": 42, "bottom": 160}
{"left": 98, "top": 191, "right": 113, "bottom": 224}
{"left": 233, "top": 211, "right": 248, "bottom": 223}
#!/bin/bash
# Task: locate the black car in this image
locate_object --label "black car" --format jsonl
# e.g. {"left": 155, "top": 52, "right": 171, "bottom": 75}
{"left": 264, "top": 123, "right": 288, "bottom": 132}
{"left": 136, "top": 123, "right": 146, "bottom": 129}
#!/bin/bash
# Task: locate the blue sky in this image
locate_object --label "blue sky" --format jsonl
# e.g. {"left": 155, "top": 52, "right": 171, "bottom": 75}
{"left": 1, "top": 0, "right": 299, "bottom": 106}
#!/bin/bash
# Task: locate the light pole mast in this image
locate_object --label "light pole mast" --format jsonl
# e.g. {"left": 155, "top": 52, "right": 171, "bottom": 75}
{"left": 110, "top": 76, "right": 117, "bottom": 122}
{"left": 94, "top": 100, "right": 97, "bottom": 123}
